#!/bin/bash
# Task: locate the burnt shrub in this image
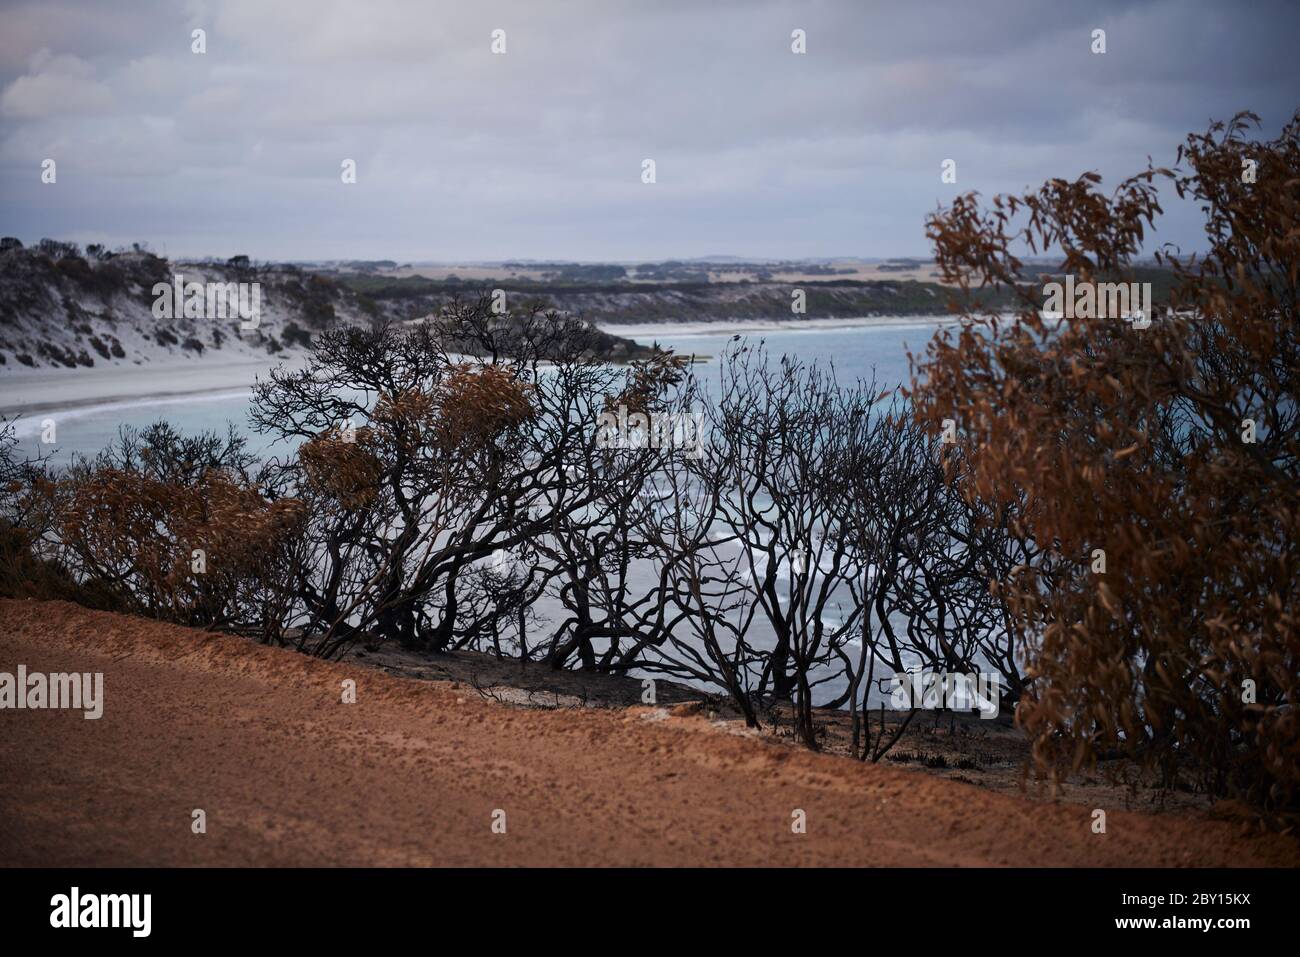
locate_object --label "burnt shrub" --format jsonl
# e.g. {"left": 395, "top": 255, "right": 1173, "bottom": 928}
{"left": 49, "top": 424, "right": 305, "bottom": 629}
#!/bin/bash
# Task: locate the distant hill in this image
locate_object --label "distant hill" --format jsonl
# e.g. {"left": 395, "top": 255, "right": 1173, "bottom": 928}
{"left": 344, "top": 273, "right": 992, "bottom": 324}
{"left": 0, "top": 241, "right": 653, "bottom": 371}
{"left": 338, "top": 263, "right": 1184, "bottom": 327}
{"left": 0, "top": 241, "right": 376, "bottom": 371}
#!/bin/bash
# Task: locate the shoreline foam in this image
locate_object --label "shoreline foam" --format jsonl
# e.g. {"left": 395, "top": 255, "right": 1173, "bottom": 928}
{"left": 0, "top": 356, "right": 304, "bottom": 417}
{"left": 597, "top": 314, "right": 957, "bottom": 338}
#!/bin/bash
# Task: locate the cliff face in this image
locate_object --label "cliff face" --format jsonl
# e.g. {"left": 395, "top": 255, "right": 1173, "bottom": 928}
{"left": 0, "top": 246, "right": 657, "bottom": 372}
{"left": 0, "top": 246, "right": 374, "bottom": 371}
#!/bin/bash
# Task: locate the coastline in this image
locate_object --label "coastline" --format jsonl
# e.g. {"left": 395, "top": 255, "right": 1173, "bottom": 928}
{"left": 0, "top": 318, "right": 955, "bottom": 418}
{"left": 0, "top": 355, "right": 305, "bottom": 418}
{"left": 598, "top": 314, "right": 957, "bottom": 338}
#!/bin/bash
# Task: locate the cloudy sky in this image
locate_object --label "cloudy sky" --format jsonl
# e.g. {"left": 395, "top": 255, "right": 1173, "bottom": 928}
{"left": 1, "top": 0, "right": 1296, "bottom": 262}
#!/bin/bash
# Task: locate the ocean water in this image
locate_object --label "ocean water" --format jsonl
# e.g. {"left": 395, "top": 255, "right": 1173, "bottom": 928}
{"left": 645, "top": 319, "right": 944, "bottom": 393}
{"left": 5, "top": 319, "right": 957, "bottom": 706}
{"left": 10, "top": 389, "right": 264, "bottom": 468}
{"left": 10, "top": 320, "right": 950, "bottom": 466}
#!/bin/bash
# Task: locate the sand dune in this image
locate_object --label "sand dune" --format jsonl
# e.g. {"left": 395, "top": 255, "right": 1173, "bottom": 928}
{"left": 1, "top": 599, "right": 1295, "bottom": 867}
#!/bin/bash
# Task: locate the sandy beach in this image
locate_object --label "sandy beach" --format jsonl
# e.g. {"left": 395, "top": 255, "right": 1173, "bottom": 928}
{"left": 599, "top": 315, "right": 958, "bottom": 339}
{"left": 0, "top": 356, "right": 303, "bottom": 417}
{"left": 0, "top": 319, "right": 950, "bottom": 419}
{"left": 3, "top": 598, "right": 1295, "bottom": 867}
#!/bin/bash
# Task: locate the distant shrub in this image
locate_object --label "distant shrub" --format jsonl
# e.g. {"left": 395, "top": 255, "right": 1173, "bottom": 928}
{"left": 303, "top": 300, "right": 335, "bottom": 325}
{"left": 54, "top": 256, "right": 93, "bottom": 284}
{"left": 37, "top": 238, "right": 79, "bottom": 260}
{"left": 357, "top": 294, "right": 380, "bottom": 318}
{"left": 0, "top": 519, "right": 128, "bottom": 610}
{"left": 37, "top": 343, "right": 91, "bottom": 368}
{"left": 281, "top": 321, "right": 313, "bottom": 349}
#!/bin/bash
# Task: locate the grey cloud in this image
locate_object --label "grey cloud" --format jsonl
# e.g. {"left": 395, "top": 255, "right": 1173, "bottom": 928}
{"left": 0, "top": 0, "right": 1296, "bottom": 260}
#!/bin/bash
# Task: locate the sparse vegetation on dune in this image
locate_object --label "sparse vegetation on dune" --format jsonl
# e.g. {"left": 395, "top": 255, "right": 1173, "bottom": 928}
{"left": 0, "top": 244, "right": 654, "bottom": 370}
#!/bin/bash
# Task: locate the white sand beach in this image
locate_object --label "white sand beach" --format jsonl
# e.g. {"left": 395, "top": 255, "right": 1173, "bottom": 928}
{"left": 599, "top": 315, "right": 958, "bottom": 339}
{"left": 0, "top": 355, "right": 305, "bottom": 417}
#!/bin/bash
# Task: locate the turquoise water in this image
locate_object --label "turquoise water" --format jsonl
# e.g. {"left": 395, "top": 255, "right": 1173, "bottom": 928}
{"left": 649, "top": 320, "right": 943, "bottom": 397}
{"left": 11, "top": 320, "right": 949, "bottom": 467}
{"left": 11, "top": 389, "right": 266, "bottom": 468}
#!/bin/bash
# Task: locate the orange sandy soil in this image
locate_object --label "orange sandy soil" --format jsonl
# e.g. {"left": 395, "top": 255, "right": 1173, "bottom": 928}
{"left": 1, "top": 599, "right": 1296, "bottom": 867}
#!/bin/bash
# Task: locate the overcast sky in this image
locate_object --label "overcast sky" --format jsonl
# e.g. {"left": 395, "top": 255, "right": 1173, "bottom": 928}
{"left": 1, "top": 0, "right": 1296, "bottom": 262}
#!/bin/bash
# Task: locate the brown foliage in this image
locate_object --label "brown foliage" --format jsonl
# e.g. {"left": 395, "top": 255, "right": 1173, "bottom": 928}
{"left": 434, "top": 363, "right": 535, "bottom": 453}
{"left": 914, "top": 112, "right": 1300, "bottom": 818}
{"left": 55, "top": 465, "right": 304, "bottom": 626}
{"left": 298, "top": 425, "right": 383, "bottom": 509}
{"left": 0, "top": 519, "right": 126, "bottom": 609}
